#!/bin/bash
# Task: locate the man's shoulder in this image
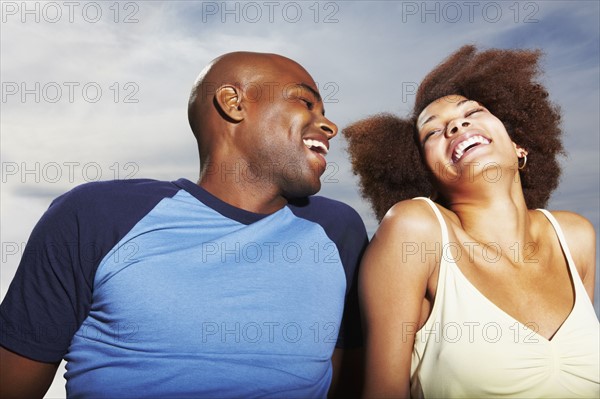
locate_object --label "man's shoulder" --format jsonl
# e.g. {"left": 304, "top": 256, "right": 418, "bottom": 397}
{"left": 50, "top": 178, "right": 179, "bottom": 207}
{"left": 288, "top": 196, "right": 363, "bottom": 225}
{"left": 42, "top": 179, "right": 184, "bottom": 228}
{"left": 60, "top": 178, "right": 178, "bottom": 199}
{"left": 287, "top": 196, "right": 367, "bottom": 241}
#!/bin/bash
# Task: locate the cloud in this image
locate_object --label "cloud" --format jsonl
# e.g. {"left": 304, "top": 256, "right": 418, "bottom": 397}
{"left": 1, "top": 2, "right": 598, "bottom": 397}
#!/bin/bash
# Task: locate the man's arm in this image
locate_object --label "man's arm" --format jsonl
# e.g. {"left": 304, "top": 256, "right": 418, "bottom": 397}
{"left": 0, "top": 346, "right": 59, "bottom": 398}
{"left": 329, "top": 347, "right": 364, "bottom": 398}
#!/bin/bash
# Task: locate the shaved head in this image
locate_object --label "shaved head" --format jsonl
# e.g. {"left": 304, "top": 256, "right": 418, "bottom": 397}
{"left": 187, "top": 51, "right": 313, "bottom": 140}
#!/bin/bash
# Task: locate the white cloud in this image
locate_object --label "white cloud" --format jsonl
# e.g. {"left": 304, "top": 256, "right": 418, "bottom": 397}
{"left": 1, "top": 1, "right": 598, "bottom": 397}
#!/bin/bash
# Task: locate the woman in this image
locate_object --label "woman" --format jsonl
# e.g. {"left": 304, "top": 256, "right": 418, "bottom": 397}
{"left": 344, "top": 45, "right": 599, "bottom": 398}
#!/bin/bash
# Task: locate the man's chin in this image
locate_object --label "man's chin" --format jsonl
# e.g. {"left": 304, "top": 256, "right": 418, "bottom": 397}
{"left": 282, "top": 181, "right": 321, "bottom": 200}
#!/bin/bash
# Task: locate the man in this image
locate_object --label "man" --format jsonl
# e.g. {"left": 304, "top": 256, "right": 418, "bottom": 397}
{"left": 0, "top": 52, "right": 367, "bottom": 398}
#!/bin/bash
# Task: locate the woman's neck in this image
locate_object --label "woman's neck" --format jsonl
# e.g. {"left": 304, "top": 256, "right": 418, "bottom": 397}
{"left": 445, "top": 183, "right": 533, "bottom": 253}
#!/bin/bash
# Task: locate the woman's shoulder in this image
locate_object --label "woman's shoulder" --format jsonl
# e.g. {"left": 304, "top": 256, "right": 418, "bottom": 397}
{"left": 380, "top": 198, "right": 445, "bottom": 233}
{"left": 362, "top": 200, "right": 442, "bottom": 296}
{"left": 540, "top": 210, "right": 595, "bottom": 244}
{"left": 370, "top": 198, "right": 449, "bottom": 253}
{"left": 545, "top": 209, "right": 593, "bottom": 226}
{"left": 538, "top": 210, "right": 596, "bottom": 280}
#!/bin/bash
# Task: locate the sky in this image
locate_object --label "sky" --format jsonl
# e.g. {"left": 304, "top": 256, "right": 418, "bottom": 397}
{"left": 1, "top": 1, "right": 599, "bottom": 397}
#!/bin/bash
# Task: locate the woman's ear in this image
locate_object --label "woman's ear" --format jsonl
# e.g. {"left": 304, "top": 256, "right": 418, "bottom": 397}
{"left": 512, "top": 142, "right": 528, "bottom": 158}
{"left": 214, "top": 85, "right": 244, "bottom": 122}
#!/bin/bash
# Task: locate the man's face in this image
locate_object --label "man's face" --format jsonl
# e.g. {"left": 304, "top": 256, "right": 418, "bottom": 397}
{"left": 239, "top": 59, "right": 338, "bottom": 198}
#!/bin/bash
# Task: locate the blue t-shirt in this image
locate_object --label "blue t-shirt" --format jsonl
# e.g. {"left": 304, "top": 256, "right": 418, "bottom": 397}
{"left": 0, "top": 178, "right": 367, "bottom": 398}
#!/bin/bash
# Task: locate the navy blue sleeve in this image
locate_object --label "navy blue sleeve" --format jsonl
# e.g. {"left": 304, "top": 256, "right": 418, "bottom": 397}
{"left": 288, "top": 196, "right": 368, "bottom": 349}
{"left": 0, "top": 179, "right": 180, "bottom": 363}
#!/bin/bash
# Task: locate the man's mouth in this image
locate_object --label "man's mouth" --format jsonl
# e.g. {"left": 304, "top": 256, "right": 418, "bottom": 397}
{"left": 303, "top": 138, "right": 329, "bottom": 156}
{"left": 452, "top": 135, "right": 491, "bottom": 163}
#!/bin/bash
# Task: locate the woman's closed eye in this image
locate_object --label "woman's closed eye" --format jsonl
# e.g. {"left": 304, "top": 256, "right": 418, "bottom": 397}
{"left": 423, "top": 129, "right": 441, "bottom": 144}
{"left": 465, "top": 107, "right": 485, "bottom": 117}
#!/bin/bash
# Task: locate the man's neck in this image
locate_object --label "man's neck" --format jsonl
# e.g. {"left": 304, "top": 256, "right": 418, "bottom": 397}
{"left": 198, "top": 175, "right": 287, "bottom": 215}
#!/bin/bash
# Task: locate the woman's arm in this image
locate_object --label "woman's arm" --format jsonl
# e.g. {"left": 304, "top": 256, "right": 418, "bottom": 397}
{"left": 359, "top": 201, "right": 440, "bottom": 398}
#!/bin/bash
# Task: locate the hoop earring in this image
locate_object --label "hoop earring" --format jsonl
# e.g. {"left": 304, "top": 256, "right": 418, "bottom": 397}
{"left": 518, "top": 154, "right": 527, "bottom": 170}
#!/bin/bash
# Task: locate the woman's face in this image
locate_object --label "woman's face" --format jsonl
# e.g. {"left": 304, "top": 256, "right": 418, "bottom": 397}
{"left": 416, "top": 95, "right": 521, "bottom": 187}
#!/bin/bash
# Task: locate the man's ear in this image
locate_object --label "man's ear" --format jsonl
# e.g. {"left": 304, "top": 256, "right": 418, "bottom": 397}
{"left": 214, "top": 85, "right": 244, "bottom": 122}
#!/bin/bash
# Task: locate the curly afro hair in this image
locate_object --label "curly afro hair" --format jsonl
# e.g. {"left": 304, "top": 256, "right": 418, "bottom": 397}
{"left": 344, "top": 45, "right": 564, "bottom": 221}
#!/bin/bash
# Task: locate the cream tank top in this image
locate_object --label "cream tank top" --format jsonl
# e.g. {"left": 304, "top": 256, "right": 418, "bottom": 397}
{"left": 410, "top": 198, "right": 600, "bottom": 398}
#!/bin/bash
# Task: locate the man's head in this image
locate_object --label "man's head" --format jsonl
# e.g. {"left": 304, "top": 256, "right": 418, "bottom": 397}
{"left": 187, "top": 52, "right": 337, "bottom": 200}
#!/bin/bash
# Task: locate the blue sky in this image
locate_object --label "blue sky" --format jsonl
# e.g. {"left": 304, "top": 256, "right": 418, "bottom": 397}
{"left": 1, "top": 1, "right": 599, "bottom": 396}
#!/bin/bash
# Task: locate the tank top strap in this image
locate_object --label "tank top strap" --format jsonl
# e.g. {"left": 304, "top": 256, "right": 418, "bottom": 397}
{"left": 412, "top": 197, "right": 450, "bottom": 247}
{"left": 535, "top": 209, "right": 584, "bottom": 290}
{"left": 411, "top": 197, "right": 452, "bottom": 323}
